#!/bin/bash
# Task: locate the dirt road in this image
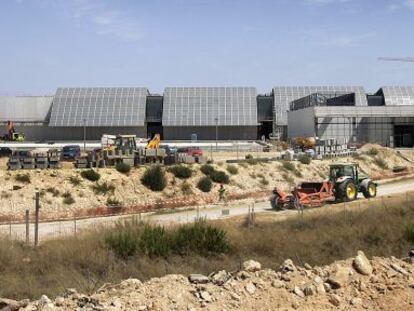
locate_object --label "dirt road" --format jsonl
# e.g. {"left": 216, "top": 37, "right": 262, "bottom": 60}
{"left": 2, "top": 178, "right": 414, "bottom": 242}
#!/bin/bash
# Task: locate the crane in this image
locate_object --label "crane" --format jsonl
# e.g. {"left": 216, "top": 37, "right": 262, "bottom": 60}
{"left": 378, "top": 57, "right": 414, "bottom": 63}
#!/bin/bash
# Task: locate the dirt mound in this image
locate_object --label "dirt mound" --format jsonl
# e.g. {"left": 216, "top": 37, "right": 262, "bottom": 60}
{"left": 8, "top": 251, "right": 414, "bottom": 310}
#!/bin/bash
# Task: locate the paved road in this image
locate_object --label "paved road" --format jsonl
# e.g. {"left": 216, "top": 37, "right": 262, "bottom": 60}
{"left": 2, "top": 178, "right": 414, "bottom": 242}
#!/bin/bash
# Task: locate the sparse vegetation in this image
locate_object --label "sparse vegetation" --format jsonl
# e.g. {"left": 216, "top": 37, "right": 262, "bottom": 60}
{"left": 141, "top": 165, "right": 167, "bottom": 191}
{"left": 260, "top": 177, "right": 269, "bottom": 186}
{"left": 246, "top": 158, "right": 258, "bottom": 165}
{"left": 180, "top": 181, "right": 193, "bottom": 195}
{"left": 210, "top": 170, "right": 230, "bottom": 184}
{"left": 68, "top": 175, "right": 82, "bottom": 186}
{"left": 1, "top": 194, "right": 413, "bottom": 300}
{"left": 374, "top": 157, "right": 388, "bottom": 169}
{"left": 62, "top": 192, "right": 75, "bottom": 205}
{"left": 106, "top": 197, "right": 123, "bottom": 207}
{"left": 282, "top": 173, "right": 294, "bottom": 184}
{"left": 298, "top": 153, "right": 312, "bottom": 165}
{"left": 366, "top": 147, "right": 379, "bottom": 156}
{"left": 282, "top": 161, "right": 295, "bottom": 171}
{"left": 92, "top": 182, "right": 115, "bottom": 195}
{"left": 80, "top": 169, "right": 100, "bottom": 182}
{"left": 169, "top": 165, "right": 192, "bottom": 179}
{"left": 200, "top": 164, "right": 215, "bottom": 176}
{"left": 45, "top": 187, "right": 60, "bottom": 197}
{"left": 1, "top": 191, "right": 11, "bottom": 199}
{"left": 197, "top": 176, "right": 212, "bottom": 192}
{"left": 115, "top": 162, "right": 131, "bottom": 174}
{"left": 14, "top": 173, "right": 30, "bottom": 184}
{"left": 105, "top": 220, "right": 229, "bottom": 259}
{"left": 226, "top": 165, "right": 238, "bottom": 175}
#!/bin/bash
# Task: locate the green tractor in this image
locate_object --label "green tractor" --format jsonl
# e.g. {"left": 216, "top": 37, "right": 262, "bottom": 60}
{"left": 329, "top": 163, "right": 377, "bottom": 202}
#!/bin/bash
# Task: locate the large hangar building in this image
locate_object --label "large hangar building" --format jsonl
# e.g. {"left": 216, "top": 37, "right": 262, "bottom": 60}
{"left": 1, "top": 85, "right": 414, "bottom": 146}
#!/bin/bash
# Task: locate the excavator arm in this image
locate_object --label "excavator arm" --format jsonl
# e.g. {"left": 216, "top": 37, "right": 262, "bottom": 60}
{"left": 146, "top": 134, "right": 161, "bottom": 149}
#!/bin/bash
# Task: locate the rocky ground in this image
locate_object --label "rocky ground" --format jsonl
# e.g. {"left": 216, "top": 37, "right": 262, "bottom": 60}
{"left": 2, "top": 251, "right": 413, "bottom": 311}
{"left": 0, "top": 144, "right": 412, "bottom": 219}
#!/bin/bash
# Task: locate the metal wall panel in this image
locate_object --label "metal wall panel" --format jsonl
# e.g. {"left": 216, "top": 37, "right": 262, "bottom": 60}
{"left": 49, "top": 87, "right": 149, "bottom": 127}
{"left": 163, "top": 126, "right": 257, "bottom": 140}
{"left": 381, "top": 86, "right": 414, "bottom": 106}
{"left": 0, "top": 96, "right": 53, "bottom": 122}
{"left": 163, "top": 87, "right": 258, "bottom": 126}
{"left": 273, "top": 86, "right": 367, "bottom": 127}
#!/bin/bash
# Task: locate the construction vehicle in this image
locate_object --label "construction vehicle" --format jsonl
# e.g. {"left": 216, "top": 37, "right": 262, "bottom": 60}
{"left": 293, "top": 136, "right": 316, "bottom": 150}
{"left": 146, "top": 134, "right": 161, "bottom": 149}
{"left": 1, "top": 121, "right": 25, "bottom": 142}
{"left": 271, "top": 163, "right": 377, "bottom": 209}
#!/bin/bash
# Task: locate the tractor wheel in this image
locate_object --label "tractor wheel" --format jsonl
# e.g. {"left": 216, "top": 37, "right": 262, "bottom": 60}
{"left": 336, "top": 179, "right": 358, "bottom": 202}
{"left": 362, "top": 181, "right": 377, "bottom": 199}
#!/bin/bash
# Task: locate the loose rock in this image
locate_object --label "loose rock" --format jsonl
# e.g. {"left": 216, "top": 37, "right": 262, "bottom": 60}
{"left": 188, "top": 274, "right": 209, "bottom": 284}
{"left": 243, "top": 260, "right": 261, "bottom": 272}
{"left": 353, "top": 251, "right": 373, "bottom": 275}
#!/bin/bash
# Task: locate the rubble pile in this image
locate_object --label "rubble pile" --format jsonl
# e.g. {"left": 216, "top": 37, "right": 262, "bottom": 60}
{"left": 2, "top": 251, "right": 414, "bottom": 310}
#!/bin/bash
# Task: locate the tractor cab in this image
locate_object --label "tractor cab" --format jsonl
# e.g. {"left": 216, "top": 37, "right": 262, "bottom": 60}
{"left": 114, "top": 135, "right": 137, "bottom": 151}
{"left": 329, "top": 163, "right": 376, "bottom": 201}
{"left": 329, "top": 163, "right": 358, "bottom": 183}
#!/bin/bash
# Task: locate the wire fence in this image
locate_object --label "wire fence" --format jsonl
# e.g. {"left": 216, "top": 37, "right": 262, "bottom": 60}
{"left": 1, "top": 191, "right": 414, "bottom": 245}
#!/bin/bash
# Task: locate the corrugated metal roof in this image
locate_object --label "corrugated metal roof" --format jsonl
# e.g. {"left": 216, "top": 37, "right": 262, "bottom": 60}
{"left": 381, "top": 86, "right": 414, "bottom": 106}
{"left": 163, "top": 87, "right": 258, "bottom": 126}
{"left": 49, "top": 87, "right": 149, "bottom": 127}
{"left": 273, "top": 86, "right": 367, "bottom": 126}
{"left": 0, "top": 96, "right": 53, "bottom": 122}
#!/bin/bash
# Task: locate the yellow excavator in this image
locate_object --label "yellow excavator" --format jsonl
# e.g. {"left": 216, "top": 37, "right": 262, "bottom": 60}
{"left": 146, "top": 134, "right": 161, "bottom": 149}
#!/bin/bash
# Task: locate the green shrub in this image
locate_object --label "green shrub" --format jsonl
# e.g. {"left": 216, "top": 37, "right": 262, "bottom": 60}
{"left": 260, "top": 178, "right": 269, "bottom": 186}
{"left": 106, "top": 197, "right": 122, "bottom": 207}
{"left": 92, "top": 182, "right": 115, "bottom": 195}
{"left": 105, "top": 221, "right": 141, "bottom": 259}
{"left": 298, "top": 154, "right": 312, "bottom": 165}
{"left": 62, "top": 192, "right": 75, "bottom": 205}
{"left": 169, "top": 165, "right": 192, "bottom": 179}
{"left": 80, "top": 169, "right": 100, "bottom": 182}
{"left": 226, "top": 165, "right": 238, "bottom": 175}
{"left": 14, "top": 173, "right": 30, "bottom": 184}
{"left": 180, "top": 181, "right": 193, "bottom": 195}
{"left": 174, "top": 220, "right": 230, "bottom": 255}
{"left": 245, "top": 154, "right": 253, "bottom": 159}
{"left": 405, "top": 224, "right": 414, "bottom": 242}
{"left": 68, "top": 175, "right": 82, "bottom": 186}
{"left": 374, "top": 157, "right": 388, "bottom": 169}
{"left": 210, "top": 170, "right": 230, "bottom": 184}
{"left": 139, "top": 225, "right": 171, "bottom": 258}
{"left": 197, "top": 176, "right": 212, "bottom": 192}
{"left": 141, "top": 165, "right": 167, "bottom": 191}
{"left": 282, "top": 161, "right": 295, "bottom": 171}
{"left": 200, "top": 164, "right": 215, "bottom": 176}
{"left": 115, "top": 162, "right": 131, "bottom": 174}
{"left": 46, "top": 187, "right": 60, "bottom": 197}
{"left": 246, "top": 158, "right": 258, "bottom": 165}
{"left": 366, "top": 147, "right": 379, "bottom": 156}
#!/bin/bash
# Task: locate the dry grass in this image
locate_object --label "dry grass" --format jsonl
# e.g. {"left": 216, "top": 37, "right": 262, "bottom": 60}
{"left": 1, "top": 194, "right": 414, "bottom": 300}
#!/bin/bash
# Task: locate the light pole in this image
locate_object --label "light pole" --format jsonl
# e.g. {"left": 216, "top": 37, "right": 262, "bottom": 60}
{"left": 215, "top": 117, "right": 218, "bottom": 151}
{"left": 83, "top": 118, "right": 86, "bottom": 152}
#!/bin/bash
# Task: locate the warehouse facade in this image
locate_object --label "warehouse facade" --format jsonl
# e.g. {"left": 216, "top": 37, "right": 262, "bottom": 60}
{"left": 1, "top": 85, "right": 414, "bottom": 144}
{"left": 287, "top": 86, "right": 414, "bottom": 147}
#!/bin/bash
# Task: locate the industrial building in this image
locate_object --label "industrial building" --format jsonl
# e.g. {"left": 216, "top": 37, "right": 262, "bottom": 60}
{"left": 287, "top": 86, "right": 414, "bottom": 147}
{"left": 1, "top": 85, "right": 414, "bottom": 146}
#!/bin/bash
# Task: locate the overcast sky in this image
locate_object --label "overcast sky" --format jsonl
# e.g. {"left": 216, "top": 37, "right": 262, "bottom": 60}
{"left": 1, "top": 0, "right": 413, "bottom": 95}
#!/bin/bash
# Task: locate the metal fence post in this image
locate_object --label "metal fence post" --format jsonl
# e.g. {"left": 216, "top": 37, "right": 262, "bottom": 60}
{"left": 25, "top": 209, "right": 29, "bottom": 244}
{"left": 34, "top": 191, "right": 40, "bottom": 247}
